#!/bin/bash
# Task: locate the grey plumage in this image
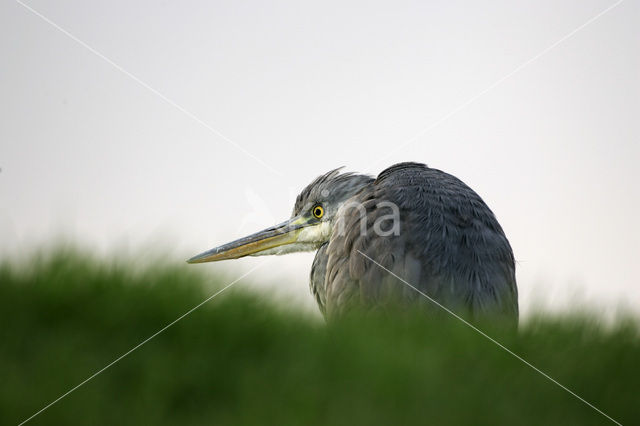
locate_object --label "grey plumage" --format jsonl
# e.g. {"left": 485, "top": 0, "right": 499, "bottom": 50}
{"left": 304, "top": 162, "right": 518, "bottom": 322}
{"left": 189, "top": 162, "right": 518, "bottom": 325}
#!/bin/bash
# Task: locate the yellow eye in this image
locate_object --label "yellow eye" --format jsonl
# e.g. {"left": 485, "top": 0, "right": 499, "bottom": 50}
{"left": 312, "top": 205, "right": 324, "bottom": 219}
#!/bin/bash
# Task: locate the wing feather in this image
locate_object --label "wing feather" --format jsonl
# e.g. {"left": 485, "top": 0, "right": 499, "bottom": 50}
{"left": 320, "top": 163, "right": 518, "bottom": 322}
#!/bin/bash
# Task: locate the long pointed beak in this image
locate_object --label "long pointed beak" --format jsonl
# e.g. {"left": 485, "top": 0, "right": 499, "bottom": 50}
{"left": 187, "top": 215, "right": 310, "bottom": 263}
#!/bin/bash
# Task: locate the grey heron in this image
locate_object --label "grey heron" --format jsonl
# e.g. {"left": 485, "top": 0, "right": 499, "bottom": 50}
{"left": 188, "top": 162, "right": 518, "bottom": 324}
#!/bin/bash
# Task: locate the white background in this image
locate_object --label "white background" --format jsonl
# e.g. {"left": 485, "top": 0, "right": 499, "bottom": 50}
{"left": 1, "top": 0, "right": 638, "bottom": 317}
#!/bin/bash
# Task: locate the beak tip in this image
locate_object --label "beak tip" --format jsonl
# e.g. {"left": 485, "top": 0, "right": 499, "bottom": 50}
{"left": 186, "top": 254, "right": 206, "bottom": 264}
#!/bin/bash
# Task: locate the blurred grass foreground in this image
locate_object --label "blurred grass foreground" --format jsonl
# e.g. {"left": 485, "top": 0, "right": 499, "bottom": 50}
{"left": 1, "top": 248, "right": 639, "bottom": 425}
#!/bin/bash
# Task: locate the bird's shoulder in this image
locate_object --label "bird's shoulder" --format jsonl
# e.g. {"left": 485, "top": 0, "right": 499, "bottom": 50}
{"left": 323, "top": 162, "right": 518, "bottom": 320}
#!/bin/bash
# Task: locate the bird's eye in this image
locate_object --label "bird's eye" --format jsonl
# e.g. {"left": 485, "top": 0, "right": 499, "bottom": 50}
{"left": 312, "top": 205, "right": 324, "bottom": 219}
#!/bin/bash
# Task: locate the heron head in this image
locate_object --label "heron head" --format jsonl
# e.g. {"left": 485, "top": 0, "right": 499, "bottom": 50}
{"left": 187, "top": 168, "right": 373, "bottom": 263}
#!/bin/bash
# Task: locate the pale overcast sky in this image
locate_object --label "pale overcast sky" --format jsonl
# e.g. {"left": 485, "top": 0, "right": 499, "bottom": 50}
{"left": 1, "top": 0, "right": 638, "bottom": 317}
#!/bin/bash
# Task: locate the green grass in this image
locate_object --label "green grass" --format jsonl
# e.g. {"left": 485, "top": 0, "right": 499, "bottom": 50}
{"left": 1, "top": 248, "right": 638, "bottom": 425}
